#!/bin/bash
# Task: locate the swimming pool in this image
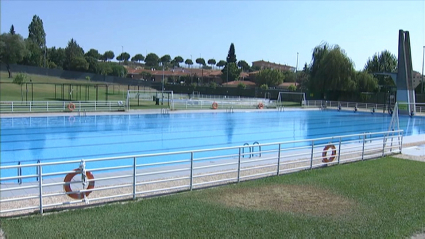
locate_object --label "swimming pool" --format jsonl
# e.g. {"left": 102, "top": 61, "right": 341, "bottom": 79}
{"left": 1, "top": 110, "right": 424, "bottom": 179}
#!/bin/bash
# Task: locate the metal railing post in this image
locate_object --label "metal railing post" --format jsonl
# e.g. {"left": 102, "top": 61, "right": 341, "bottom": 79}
{"left": 310, "top": 141, "right": 314, "bottom": 169}
{"left": 338, "top": 138, "right": 342, "bottom": 164}
{"left": 238, "top": 148, "right": 241, "bottom": 182}
{"left": 382, "top": 137, "right": 386, "bottom": 157}
{"left": 362, "top": 134, "right": 366, "bottom": 160}
{"left": 277, "top": 144, "right": 281, "bottom": 175}
{"left": 190, "top": 152, "right": 194, "bottom": 191}
{"left": 133, "top": 157, "right": 136, "bottom": 200}
{"left": 17, "top": 161, "right": 22, "bottom": 184}
{"left": 38, "top": 164, "right": 43, "bottom": 215}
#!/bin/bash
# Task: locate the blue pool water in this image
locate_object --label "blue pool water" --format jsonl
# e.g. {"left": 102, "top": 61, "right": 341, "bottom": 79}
{"left": 1, "top": 110, "right": 425, "bottom": 180}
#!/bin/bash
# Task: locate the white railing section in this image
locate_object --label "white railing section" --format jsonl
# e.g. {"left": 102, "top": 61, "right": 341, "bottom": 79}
{"left": 304, "top": 100, "right": 425, "bottom": 116}
{"left": 0, "top": 101, "right": 126, "bottom": 113}
{"left": 0, "top": 130, "right": 403, "bottom": 216}
{"left": 173, "top": 99, "right": 267, "bottom": 110}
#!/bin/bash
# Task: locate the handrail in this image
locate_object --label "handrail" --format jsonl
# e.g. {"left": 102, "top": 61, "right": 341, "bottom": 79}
{"left": 0, "top": 130, "right": 404, "bottom": 216}
{"left": 252, "top": 141, "right": 261, "bottom": 157}
{"left": 242, "top": 143, "right": 251, "bottom": 158}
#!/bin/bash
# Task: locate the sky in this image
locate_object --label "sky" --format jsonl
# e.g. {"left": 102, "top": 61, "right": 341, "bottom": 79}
{"left": 1, "top": 1, "right": 424, "bottom": 72}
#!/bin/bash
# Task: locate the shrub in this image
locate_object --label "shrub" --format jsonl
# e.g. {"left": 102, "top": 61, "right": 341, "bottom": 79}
{"left": 13, "top": 72, "right": 27, "bottom": 85}
{"left": 260, "top": 84, "right": 268, "bottom": 90}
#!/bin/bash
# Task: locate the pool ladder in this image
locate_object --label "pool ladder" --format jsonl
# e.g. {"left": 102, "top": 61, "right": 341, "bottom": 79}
{"left": 359, "top": 132, "right": 372, "bottom": 143}
{"left": 226, "top": 107, "right": 234, "bottom": 113}
{"left": 16, "top": 160, "right": 41, "bottom": 184}
{"left": 78, "top": 109, "right": 87, "bottom": 117}
{"left": 161, "top": 108, "right": 170, "bottom": 114}
{"left": 242, "top": 141, "right": 262, "bottom": 158}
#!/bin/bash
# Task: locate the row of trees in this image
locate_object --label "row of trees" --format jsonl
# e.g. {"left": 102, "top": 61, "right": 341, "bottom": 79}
{"left": 0, "top": 15, "right": 257, "bottom": 80}
{"left": 250, "top": 43, "right": 402, "bottom": 95}
{"left": 3, "top": 15, "right": 418, "bottom": 97}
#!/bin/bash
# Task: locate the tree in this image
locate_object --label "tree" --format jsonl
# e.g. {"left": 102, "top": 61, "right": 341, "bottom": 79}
{"left": 364, "top": 50, "right": 397, "bottom": 86}
{"left": 47, "top": 47, "right": 65, "bottom": 69}
{"left": 221, "top": 62, "right": 241, "bottom": 82}
{"left": 207, "top": 59, "right": 216, "bottom": 69}
{"left": 254, "top": 69, "right": 284, "bottom": 87}
{"left": 28, "top": 15, "right": 46, "bottom": 49}
{"left": 195, "top": 58, "right": 206, "bottom": 68}
{"left": 288, "top": 84, "right": 297, "bottom": 91}
{"left": 70, "top": 56, "right": 89, "bottom": 71}
{"left": 316, "top": 46, "right": 356, "bottom": 93}
{"left": 97, "top": 62, "right": 113, "bottom": 76}
{"left": 173, "top": 56, "right": 184, "bottom": 67}
{"left": 160, "top": 54, "right": 171, "bottom": 66}
{"left": 226, "top": 43, "right": 237, "bottom": 63}
{"left": 297, "top": 63, "right": 310, "bottom": 91}
{"left": 63, "top": 38, "right": 86, "bottom": 71}
{"left": 141, "top": 71, "right": 152, "bottom": 81}
{"left": 237, "top": 60, "right": 249, "bottom": 72}
{"left": 110, "top": 63, "right": 127, "bottom": 77}
{"left": 20, "top": 39, "right": 43, "bottom": 67}
{"left": 356, "top": 71, "right": 378, "bottom": 92}
{"left": 131, "top": 54, "right": 144, "bottom": 63}
{"left": 10, "top": 25, "right": 15, "bottom": 35}
{"left": 13, "top": 72, "right": 28, "bottom": 100}
{"left": 309, "top": 43, "right": 356, "bottom": 98}
{"left": 102, "top": 51, "right": 114, "bottom": 62}
{"left": 216, "top": 60, "right": 226, "bottom": 69}
{"left": 0, "top": 33, "right": 27, "bottom": 78}
{"left": 185, "top": 59, "right": 193, "bottom": 68}
{"left": 283, "top": 70, "right": 296, "bottom": 82}
{"left": 85, "top": 49, "right": 101, "bottom": 60}
{"left": 116, "top": 52, "right": 130, "bottom": 63}
{"left": 145, "top": 53, "right": 159, "bottom": 67}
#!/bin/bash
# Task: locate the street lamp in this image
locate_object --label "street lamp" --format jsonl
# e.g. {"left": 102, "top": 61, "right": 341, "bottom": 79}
{"left": 162, "top": 62, "right": 164, "bottom": 105}
{"left": 421, "top": 46, "right": 425, "bottom": 94}
{"left": 295, "top": 52, "right": 299, "bottom": 87}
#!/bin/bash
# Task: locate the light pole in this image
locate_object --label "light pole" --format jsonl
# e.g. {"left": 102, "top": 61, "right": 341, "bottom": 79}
{"left": 162, "top": 62, "right": 164, "bottom": 105}
{"left": 421, "top": 46, "right": 425, "bottom": 94}
{"left": 190, "top": 55, "right": 192, "bottom": 84}
{"left": 295, "top": 52, "right": 299, "bottom": 87}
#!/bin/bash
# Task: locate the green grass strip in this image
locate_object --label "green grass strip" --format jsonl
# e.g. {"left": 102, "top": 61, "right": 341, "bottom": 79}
{"left": 1, "top": 157, "right": 425, "bottom": 238}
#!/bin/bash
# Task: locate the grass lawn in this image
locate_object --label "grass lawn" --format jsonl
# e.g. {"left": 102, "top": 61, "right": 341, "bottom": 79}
{"left": 0, "top": 71, "right": 139, "bottom": 102}
{"left": 1, "top": 157, "right": 425, "bottom": 238}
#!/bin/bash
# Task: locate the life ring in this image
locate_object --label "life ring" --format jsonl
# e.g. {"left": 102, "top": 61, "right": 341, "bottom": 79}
{"left": 212, "top": 102, "right": 218, "bottom": 109}
{"left": 322, "top": 144, "right": 337, "bottom": 163}
{"left": 68, "top": 103, "right": 76, "bottom": 111}
{"left": 63, "top": 169, "right": 95, "bottom": 200}
{"left": 258, "top": 102, "right": 264, "bottom": 109}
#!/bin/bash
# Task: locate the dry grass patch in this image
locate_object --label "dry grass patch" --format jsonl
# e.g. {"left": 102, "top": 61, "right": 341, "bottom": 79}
{"left": 207, "top": 184, "right": 358, "bottom": 217}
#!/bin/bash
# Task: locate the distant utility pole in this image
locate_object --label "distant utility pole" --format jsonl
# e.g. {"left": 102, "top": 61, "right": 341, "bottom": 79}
{"left": 295, "top": 52, "right": 299, "bottom": 87}
{"left": 421, "top": 46, "right": 425, "bottom": 94}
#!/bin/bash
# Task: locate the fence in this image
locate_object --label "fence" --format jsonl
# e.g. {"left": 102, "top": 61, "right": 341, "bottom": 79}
{"left": 305, "top": 100, "right": 425, "bottom": 115}
{"left": 0, "top": 101, "right": 125, "bottom": 113}
{"left": 0, "top": 130, "right": 403, "bottom": 217}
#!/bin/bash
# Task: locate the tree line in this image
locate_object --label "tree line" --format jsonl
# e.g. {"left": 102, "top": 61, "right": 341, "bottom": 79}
{"left": 2, "top": 15, "right": 418, "bottom": 98}
{"left": 0, "top": 15, "right": 256, "bottom": 81}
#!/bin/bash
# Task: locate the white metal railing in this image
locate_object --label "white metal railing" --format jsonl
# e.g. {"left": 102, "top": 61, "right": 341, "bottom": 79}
{"left": 0, "top": 101, "right": 126, "bottom": 113}
{"left": 304, "top": 100, "right": 425, "bottom": 116}
{"left": 305, "top": 100, "right": 388, "bottom": 112}
{"left": 0, "top": 130, "right": 403, "bottom": 216}
{"left": 172, "top": 99, "right": 268, "bottom": 110}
